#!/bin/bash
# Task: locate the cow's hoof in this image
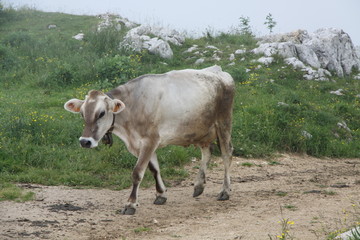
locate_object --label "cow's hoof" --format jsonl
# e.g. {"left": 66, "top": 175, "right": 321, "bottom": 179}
{"left": 193, "top": 185, "right": 204, "bottom": 198}
{"left": 217, "top": 191, "right": 230, "bottom": 201}
{"left": 119, "top": 207, "right": 136, "bottom": 215}
{"left": 153, "top": 196, "right": 167, "bottom": 205}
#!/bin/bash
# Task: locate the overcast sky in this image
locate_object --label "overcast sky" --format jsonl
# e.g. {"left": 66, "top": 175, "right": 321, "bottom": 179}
{"left": 3, "top": 0, "right": 360, "bottom": 45}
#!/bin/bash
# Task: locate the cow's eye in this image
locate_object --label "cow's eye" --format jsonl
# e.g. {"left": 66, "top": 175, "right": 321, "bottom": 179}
{"left": 98, "top": 111, "right": 105, "bottom": 119}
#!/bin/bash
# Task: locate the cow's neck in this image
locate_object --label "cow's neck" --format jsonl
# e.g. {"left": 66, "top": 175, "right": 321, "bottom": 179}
{"left": 102, "top": 92, "right": 116, "bottom": 147}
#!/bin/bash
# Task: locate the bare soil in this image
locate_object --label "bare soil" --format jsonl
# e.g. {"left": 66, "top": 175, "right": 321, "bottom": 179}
{"left": 1, "top": 154, "right": 360, "bottom": 240}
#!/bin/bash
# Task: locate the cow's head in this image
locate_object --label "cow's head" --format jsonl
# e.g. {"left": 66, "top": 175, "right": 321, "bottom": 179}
{"left": 64, "top": 90, "right": 125, "bottom": 148}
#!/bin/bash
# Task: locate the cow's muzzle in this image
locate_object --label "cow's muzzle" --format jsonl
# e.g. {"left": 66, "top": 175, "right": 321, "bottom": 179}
{"left": 79, "top": 137, "right": 98, "bottom": 148}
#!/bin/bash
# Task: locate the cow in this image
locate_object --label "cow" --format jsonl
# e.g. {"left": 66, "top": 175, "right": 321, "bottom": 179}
{"left": 64, "top": 65, "right": 234, "bottom": 215}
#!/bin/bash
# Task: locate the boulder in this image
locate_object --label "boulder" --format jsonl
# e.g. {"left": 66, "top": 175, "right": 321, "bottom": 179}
{"left": 120, "top": 25, "right": 185, "bottom": 59}
{"left": 97, "top": 14, "right": 138, "bottom": 31}
{"left": 256, "top": 57, "right": 274, "bottom": 66}
{"left": 253, "top": 28, "right": 360, "bottom": 78}
{"left": 303, "top": 28, "right": 360, "bottom": 77}
{"left": 144, "top": 38, "right": 173, "bottom": 59}
{"left": 285, "top": 57, "right": 306, "bottom": 69}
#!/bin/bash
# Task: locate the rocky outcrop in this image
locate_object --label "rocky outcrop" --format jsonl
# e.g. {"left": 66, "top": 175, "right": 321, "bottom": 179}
{"left": 97, "top": 14, "right": 138, "bottom": 31}
{"left": 120, "top": 25, "right": 185, "bottom": 59}
{"left": 253, "top": 28, "right": 360, "bottom": 80}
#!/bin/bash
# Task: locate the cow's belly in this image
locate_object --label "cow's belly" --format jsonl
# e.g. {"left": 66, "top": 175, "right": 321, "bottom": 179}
{"left": 158, "top": 123, "right": 217, "bottom": 148}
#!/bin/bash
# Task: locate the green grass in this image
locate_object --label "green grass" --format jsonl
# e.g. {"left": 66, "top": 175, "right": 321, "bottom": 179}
{"left": 1, "top": 7, "right": 360, "bottom": 190}
{"left": 0, "top": 183, "right": 35, "bottom": 201}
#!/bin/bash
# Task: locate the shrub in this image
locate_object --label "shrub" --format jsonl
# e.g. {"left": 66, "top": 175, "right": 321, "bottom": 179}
{"left": 95, "top": 54, "right": 141, "bottom": 86}
{"left": 2, "top": 31, "right": 32, "bottom": 47}
{"left": 44, "top": 62, "right": 75, "bottom": 87}
{"left": 0, "top": 44, "right": 17, "bottom": 70}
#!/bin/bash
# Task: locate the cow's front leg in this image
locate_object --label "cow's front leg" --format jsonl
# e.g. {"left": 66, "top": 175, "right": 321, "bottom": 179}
{"left": 121, "top": 139, "right": 159, "bottom": 215}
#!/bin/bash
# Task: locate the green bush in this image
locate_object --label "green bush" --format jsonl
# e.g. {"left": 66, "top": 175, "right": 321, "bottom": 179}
{"left": 95, "top": 54, "right": 141, "bottom": 85}
{"left": 0, "top": 43, "right": 17, "bottom": 70}
{"left": 2, "top": 31, "right": 32, "bottom": 47}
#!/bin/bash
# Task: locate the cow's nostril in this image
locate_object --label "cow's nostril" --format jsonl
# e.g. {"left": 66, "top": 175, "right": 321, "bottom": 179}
{"left": 80, "top": 139, "right": 92, "bottom": 148}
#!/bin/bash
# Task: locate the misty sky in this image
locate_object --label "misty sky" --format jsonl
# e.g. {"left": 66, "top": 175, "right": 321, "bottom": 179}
{"left": 3, "top": 0, "right": 360, "bottom": 45}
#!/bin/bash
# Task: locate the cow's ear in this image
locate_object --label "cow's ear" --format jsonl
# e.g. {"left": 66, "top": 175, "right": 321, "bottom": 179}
{"left": 64, "top": 99, "right": 84, "bottom": 113}
{"left": 112, "top": 99, "right": 125, "bottom": 114}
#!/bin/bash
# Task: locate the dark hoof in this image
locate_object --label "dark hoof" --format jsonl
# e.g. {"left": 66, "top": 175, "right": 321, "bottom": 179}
{"left": 118, "top": 207, "right": 136, "bottom": 215}
{"left": 153, "top": 196, "right": 167, "bottom": 205}
{"left": 217, "top": 191, "right": 230, "bottom": 201}
{"left": 193, "top": 185, "right": 204, "bottom": 198}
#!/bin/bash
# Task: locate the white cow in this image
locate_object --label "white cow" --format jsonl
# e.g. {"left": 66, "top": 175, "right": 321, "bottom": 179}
{"left": 64, "top": 65, "right": 234, "bottom": 215}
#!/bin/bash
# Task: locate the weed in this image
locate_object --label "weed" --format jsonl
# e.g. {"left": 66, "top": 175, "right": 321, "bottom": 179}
{"left": 324, "top": 190, "right": 337, "bottom": 196}
{"left": 241, "top": 162, "right": 254, "bottom": 167}
{"left": 133, "top": 227, "right": 151, "bottom": 233}
{"left": 276, "top": 192, "right": 288, "bottom": 197}
{"left": 284, "top": 205, "right": 297, "bottom": 211}
{"left": 268, "top": 161, "right": 281, "bottom": 166}
{"left": 269, "top": 218, "right": 295, "bottom": 240}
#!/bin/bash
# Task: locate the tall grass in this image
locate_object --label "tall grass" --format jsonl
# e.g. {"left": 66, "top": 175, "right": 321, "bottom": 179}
{"left": 1, "top": 8, "right": 360, "bottom": 188}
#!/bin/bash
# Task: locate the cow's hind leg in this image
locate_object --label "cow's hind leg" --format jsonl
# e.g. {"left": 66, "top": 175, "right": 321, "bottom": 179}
{"left": 216, "top": 121, "right": 233, "bottom": 201}
{"left": 148, "top": 154, "right": 167, "bottom": 205}
{"left": 193, "top": 146, "right": 211, "bottom": 197}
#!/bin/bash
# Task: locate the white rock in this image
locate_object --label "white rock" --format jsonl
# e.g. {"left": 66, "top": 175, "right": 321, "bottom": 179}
{"left": 47, "top": 24, "right": 57, "bottom": 29}
{"left": 184, "top": 45, "right": 198, "bottom": 53}
{"left": 97, "top": 14, "right": 137, "bottom": 31}
{"left": 72, "top": 33, "right": 84, "bottom": 40}
{"left": 259, "top": 29, "right": 309, "bottom": 44}
{"left": 303, "top": 28, "right": 360, "bottom": 77}
{"left": 337, "top": 121, "right": 351, "bottom": 132}
{"left": 229, "top": 53, "right": 235, "bottom": 61}
{"left": 254, "top": 28, "right": 360, "bottom": 77}
{"left": 301, "top": 130, "right": 313, "bottom": 139}
{"left": 235, "top": 49, "right": 246, "bottom": 55}
{"left": 206, "top": 45, "right": 219, "bottom": 50}
{"left": 146, "top": 38, "right": 173, "bottom": 59}
{"left": 330, "top": 89, "right": 344, "bottom": 96}
{"left": 257, "top": 57, "right": 274, "bottom": 66}
{"left": 285, "top": 57, "right": 306, "bottom": 69}
{"left": 195, "top": 58, "right": 205, "bottom": 65}
{"left": 120, "top": 24, "right": 185, "bottom": 59}
{"left": 212, "top": 54, "right": 221, "bottom": 61}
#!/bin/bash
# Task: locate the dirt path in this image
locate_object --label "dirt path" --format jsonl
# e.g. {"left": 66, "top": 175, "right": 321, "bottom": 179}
{"left": 1, "top": 154, "right": 360, "bottom": 240}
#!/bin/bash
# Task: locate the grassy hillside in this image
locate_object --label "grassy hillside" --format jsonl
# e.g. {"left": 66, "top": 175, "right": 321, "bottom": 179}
{"left": 1, "top": 7, "right": 360, "bottom": 188}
